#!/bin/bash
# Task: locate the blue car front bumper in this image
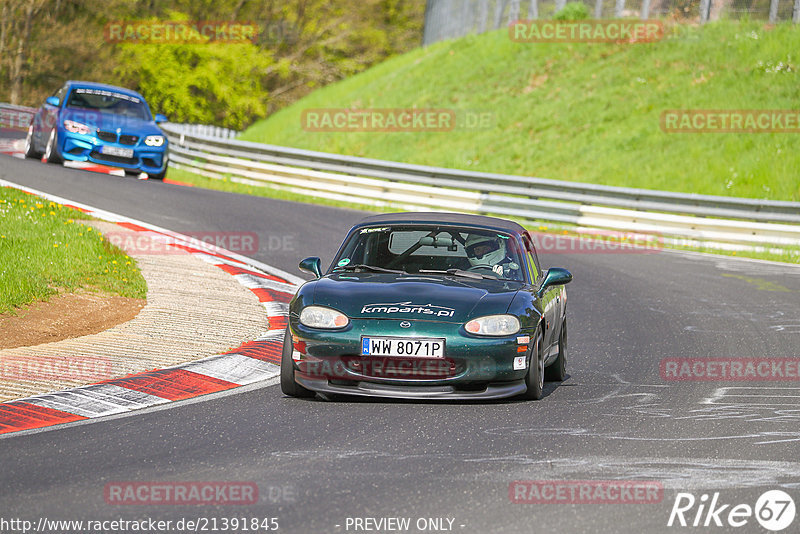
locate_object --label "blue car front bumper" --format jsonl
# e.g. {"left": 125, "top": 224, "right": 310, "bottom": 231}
{"left": 58, "top": 130, "right": 168, "bottom": 174}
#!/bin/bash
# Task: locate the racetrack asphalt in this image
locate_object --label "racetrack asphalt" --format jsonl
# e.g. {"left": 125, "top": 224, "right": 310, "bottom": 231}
{"left": 2, "top": 153, "right": 800, "bottom": 533}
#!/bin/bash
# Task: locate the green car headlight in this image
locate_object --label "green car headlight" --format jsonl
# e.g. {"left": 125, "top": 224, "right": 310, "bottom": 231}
{"left": 299, "top": 306, "right": 349, "bottom": 329}
{"left": 465, "top": 314, "right": 520, "bottom": 336}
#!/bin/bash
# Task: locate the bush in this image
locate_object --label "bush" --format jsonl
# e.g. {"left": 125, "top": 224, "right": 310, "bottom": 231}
{"left": 114, "top": 42, "right": 275, "bottom": 130}
{"left": 554, "top": 2, "right": 591, "bottom": 20}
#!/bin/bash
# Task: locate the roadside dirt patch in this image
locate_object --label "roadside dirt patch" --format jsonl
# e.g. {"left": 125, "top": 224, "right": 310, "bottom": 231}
{"left": 0, "top": 291, "right": 145, "bottom": 349}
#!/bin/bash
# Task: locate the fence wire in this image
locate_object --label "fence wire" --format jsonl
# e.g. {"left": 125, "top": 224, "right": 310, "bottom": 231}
{"left": 423, "top": 0, "right": 800, "bottom": 45}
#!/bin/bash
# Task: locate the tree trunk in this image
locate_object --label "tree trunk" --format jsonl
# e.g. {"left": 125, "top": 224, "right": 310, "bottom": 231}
{"left": 529, "top": 0, "right": 538, "bottom": 20}
{"left": 231, "top": 0, "right": 248, "bottom": 21}
{"left": 10, "top": 1, "right": 37, "bottom": 105}
{"left": 508, "top": 0, "right": 520, "bottom": 24}
{"left": 0, "top": 3, "right": 8, "bottom": 61}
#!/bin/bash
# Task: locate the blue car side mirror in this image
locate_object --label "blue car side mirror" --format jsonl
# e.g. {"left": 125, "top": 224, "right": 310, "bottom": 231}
{"left": 46, "top": 96, "right": 59, "bottom": 107}
{"left": 154, "top": 114, "right": 167, "bottom": 123}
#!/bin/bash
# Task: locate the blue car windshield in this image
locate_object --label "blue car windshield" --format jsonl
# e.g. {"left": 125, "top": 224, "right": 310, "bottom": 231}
{"left": 332, "top": 225, "right": 525, "bottom": 282}
{"left": 66, "top": 88, "right": 151, "bottom": 120}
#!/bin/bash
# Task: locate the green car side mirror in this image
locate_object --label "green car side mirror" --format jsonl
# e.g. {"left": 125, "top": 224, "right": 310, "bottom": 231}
{"left": 536, "top": 267, "right": 573, "bottom": 298}
{"left": 299, "top": 256, "right": 322, "bottom": 279}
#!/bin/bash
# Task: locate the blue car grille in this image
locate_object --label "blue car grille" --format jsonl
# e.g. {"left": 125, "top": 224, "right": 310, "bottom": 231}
{"left": 119, "top": 134, "right": 139, "bottom": 145}
{"left": 97, "top": 130, "right": 116, "bottom": 142}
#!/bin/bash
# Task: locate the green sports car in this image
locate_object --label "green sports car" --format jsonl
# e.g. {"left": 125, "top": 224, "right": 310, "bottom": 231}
{"left": 281, "top": 212, "right": 572, "bottom": 400}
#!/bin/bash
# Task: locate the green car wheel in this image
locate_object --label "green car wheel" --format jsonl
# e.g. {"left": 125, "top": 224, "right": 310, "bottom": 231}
{"left": 520, "top": 329, "right": 544, "bottom": 400}
{"left": 545, "top": 318, "right": 567, "bottom": 382}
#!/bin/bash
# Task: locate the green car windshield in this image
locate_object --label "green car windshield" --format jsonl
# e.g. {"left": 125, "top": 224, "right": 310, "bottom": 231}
{"left": 332, "top": 225, "right": 525, "bottom": 282}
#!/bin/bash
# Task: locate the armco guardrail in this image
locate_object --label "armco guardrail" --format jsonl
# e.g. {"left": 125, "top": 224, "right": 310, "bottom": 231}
{"left": 2, "top": 104, "right": 795, "bottom": 252}
{"left": 162, "top": 123, "right": 800, "bottom": 252}
{"left": 0, "top": 104, "right": 35, "bottom": 134}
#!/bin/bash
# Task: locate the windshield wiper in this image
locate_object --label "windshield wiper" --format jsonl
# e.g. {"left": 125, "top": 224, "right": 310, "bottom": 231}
{"left": 335, "top": 264, "right": 408, "bottom": 275}
{"left": 418, "top": 268, "right": 496, "bottom": 280}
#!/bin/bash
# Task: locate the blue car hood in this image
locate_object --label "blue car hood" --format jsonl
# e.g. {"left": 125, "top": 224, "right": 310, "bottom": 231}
{"left": 61, "top": 109, "right": 163, "bottom": 137}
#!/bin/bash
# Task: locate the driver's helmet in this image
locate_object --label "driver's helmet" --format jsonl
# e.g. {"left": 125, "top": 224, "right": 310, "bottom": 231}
{"left": 465, "top": 234, "right": 505, "bottom": 268}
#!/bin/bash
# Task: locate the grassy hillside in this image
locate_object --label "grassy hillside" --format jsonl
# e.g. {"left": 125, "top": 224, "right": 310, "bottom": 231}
{"left": 241, "top": 21, "right": 800, "bottom": 201}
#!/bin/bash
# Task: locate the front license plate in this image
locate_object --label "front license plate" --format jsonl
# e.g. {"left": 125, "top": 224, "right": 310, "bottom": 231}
{"left": 100, "top": 145, "right": 134, "bottom": 158}
{"left": 361, "top": 337, "right": 445, "bottom": 358}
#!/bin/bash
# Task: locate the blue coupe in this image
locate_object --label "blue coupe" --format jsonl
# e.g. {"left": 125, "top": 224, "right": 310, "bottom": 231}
{"left": 24, "top": 81, "right": 169, "bottom": 179}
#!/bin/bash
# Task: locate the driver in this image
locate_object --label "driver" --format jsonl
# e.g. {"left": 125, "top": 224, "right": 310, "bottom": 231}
{"left": 464, "top": 234, "right": 520, "bottom": 278}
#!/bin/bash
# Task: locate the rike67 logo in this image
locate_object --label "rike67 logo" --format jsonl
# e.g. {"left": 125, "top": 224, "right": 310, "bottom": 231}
{"left": 668, "top": 490, "right": 796, "bottom": 531}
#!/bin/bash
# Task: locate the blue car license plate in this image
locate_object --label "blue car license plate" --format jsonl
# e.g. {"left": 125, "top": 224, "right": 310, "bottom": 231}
{"left": 361, "top": 337, "right": 445, "bottom": 358}
{"left": 100, "top": 145, "right": 134, "bottom": 158}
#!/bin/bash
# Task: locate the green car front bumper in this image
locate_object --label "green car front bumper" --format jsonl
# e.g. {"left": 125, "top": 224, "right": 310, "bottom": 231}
{"left": 290, "top": 318, "right": 534, "bottom": 400}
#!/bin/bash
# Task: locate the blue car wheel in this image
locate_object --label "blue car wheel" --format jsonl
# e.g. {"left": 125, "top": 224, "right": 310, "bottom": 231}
{"left": 24, "top": 124, "right": 41, "bottom": 159}
{"left": 43, "top": 129, "right": 62, "bottom": 164}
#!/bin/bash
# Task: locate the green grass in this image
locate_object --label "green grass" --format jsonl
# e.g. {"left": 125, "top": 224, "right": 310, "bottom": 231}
{"left": 0, "top": 187, "right": 147, "bottom": 314}
{"left": 240, "top": 20, "right": 800, "bottom": 201}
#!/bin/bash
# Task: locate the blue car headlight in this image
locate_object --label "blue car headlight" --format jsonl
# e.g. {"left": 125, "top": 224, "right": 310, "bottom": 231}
{"left": 299, "top": 306, "right": 349, "bottom": 329}
{"left": 144, "top": 135, "right": 165, "bottom": 147}
{"left": 465, "top": 315, "right": 520, "bottom": 336}
{"left": 63, "top": 120, "right": 91, "bottom": 135}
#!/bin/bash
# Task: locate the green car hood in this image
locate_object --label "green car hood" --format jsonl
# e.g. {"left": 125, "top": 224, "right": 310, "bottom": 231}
{"left": 306, "top": 273, "right": 524, "bottom": 323}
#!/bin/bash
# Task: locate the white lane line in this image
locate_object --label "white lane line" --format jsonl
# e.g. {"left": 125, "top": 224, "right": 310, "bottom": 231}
{"left": 262, "top": 300, "right": 289, "bottom": 317}
{"left": 231, "top": 272, "right": 298, "bottom": 295}
{"left": 25, "top": 393, "right": 127, "bottom": 418}
{"left": 254, "top": 330, "right": 284, "bottom": 342}
{"left": 180, "top": 353, "right": 280, "bottom": 385}
{"left": 63, "top": 160, "right": 125, "bottom": 176}
{"left": 69, "top": 384, "right": 172, "bottom": 408}
{"left": 21, "top": 384, "right": 173, "bottom": 417}
{"left": 701, "top": 386, "right": 800, "bottom": 407}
